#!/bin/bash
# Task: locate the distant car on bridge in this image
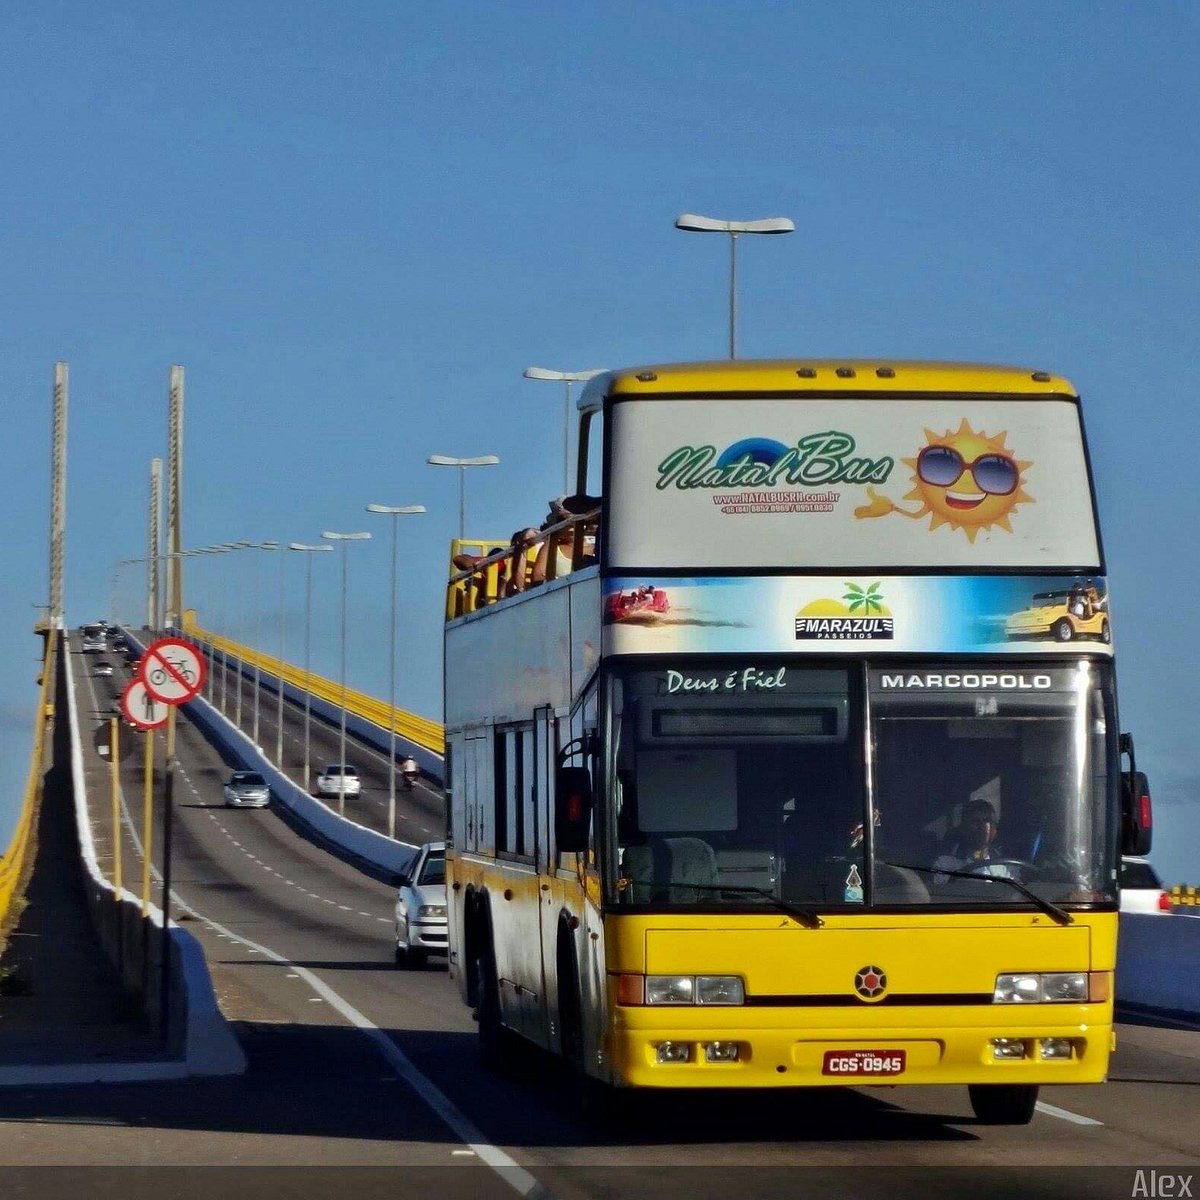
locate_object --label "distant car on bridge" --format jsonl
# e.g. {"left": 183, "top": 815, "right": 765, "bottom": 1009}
{"left": 1119, "top": 857, "right": 1171, "bottom": 914}
{"left": 315, "top": 764, "right": 361, "bottom": 799}
{"left": 223, "top": 771, "right": 270, "bottom": 809}
{"left": 395, "top": 842, "right": 447, "bottom": 968}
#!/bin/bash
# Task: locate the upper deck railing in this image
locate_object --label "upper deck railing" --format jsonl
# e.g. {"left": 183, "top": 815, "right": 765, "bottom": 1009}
{"left": 444, "top": 507, "right": 600, "bottom": 620}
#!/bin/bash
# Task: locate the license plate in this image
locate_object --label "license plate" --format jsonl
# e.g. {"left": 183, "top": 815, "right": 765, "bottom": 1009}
{"left": 821, "top": 1049, "right": 907, "bottom": 1076}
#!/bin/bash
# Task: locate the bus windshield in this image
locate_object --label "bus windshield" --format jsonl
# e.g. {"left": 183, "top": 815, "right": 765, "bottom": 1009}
{"left": 607, "top": 660, "right": 1117, "bottom": 910}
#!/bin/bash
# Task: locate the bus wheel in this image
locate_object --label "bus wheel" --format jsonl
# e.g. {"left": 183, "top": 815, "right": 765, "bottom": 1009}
{"left": 473, "top": 948, "right": 518, "bottom": 1074}
{"left": 1052, "top": 618, "right": 1074, "bottom": 642}
{"left": 968, "top": 1084, "right": 1039, "bottom": 1125}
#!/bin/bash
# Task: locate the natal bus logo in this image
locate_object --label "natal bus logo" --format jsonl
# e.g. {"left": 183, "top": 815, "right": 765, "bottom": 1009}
{"left": 853, "top": 419, "right": 1033, "bottom": 543}
{"left": 795, "top": 583, "right": 894, "bottom": 641}
{"left": 656, "top": 433, "right": 894, "bottom": 491}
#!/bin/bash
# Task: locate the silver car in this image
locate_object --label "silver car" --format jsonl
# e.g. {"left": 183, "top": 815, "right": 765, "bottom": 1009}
{"left": 223, "top": 770, "right": 270, "bottom": 808}
{"left": 394, "top": 842, "right": 447, "bottom": 968}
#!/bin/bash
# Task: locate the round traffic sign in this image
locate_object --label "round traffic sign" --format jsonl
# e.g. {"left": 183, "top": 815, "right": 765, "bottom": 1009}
{"left": 140, "top": 637, "right": 206, "bottom": 705}
{"left": 120, "top": 679, "right": 169, "bottom": 730}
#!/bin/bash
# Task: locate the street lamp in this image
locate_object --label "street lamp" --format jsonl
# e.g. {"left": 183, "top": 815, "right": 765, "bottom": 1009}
{"left": 426, "top": 454, "right": 500, "bottom": 542}
{"left": 674, "top": 212, "right": 794, "bottom": 359}
{"left": 251, "top": 541, "right": 279, "bottom": 748}
{"left": 320, "top": 529, "right": 372, "bottom": 815}
{"left": 190, "top": 546, "right": 228, "bottom": 699}
{"left": 213, "top": 543, "right": 242, "bottom": 714}
{"left": 366, "top": 502, "right": 426, "bottom": 839}
{"left": 523, "top": 368, "right": 606, "bottom": 494}
{"left": 289, "top": 543, "right": 332, "bottom": 793}
{"left": 230, "top": 540, "right": 256, "bottom": 726}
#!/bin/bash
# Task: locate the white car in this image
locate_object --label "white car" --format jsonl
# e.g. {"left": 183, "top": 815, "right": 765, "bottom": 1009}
{"left": 316, "top": 764, "right": 361, "bottom": 799}
{"left": 223, "top": 770, "right": 270, "bottom": 808}
{"left": 394, "top": 842, "right": 447, "bottom": 967}
{"left": 1119, "top": 856, "right": 1172, "bottom": 915}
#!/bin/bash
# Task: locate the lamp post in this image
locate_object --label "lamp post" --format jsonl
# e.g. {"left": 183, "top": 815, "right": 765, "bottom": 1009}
{"left": 674, "top": 213, "right": 794, "bottom": 359}
{"left": 252, "top": 541, "right": 279, "bottom": 748}
{"left": 230, "top": 540, "right": 256, "bottom": 727}
{"left": 191, "top": 547, "right": 227, "bottom": 698}
{"left": 366, "top": 502, "right": 426, "bottom": 838}
{"left": 274, "top": 542, "right": 287, "bottom": 767}
{"left": 320, "top": 530, "right": 372, "bottom": 815}
{"left": 288, "top": 543, "right": 332, "bottom": 793}
{"left": 522, "top": 368, "right": 606, "bottom": 494}
{"left": 426, "top": 454, "right": 499, "bottom": 542}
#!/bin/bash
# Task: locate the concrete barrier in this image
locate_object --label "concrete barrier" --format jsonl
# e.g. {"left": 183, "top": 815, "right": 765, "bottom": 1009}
{"left": 1117, "top": 912, "right": 1200, "bottom": 1022}
{"left": 63, "top": 634, "right": 245, "bottom": 1077}
{"left": 124, "top": 630, "right": 418, "bottom": 880}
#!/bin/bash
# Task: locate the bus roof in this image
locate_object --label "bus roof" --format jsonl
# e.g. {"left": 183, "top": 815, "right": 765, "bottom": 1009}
{"left": 578, "top": 360, "right": 1077, "bottom": 412}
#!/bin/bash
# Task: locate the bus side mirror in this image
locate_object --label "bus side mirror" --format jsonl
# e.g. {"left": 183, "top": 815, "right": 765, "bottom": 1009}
{"left": 555, "top": 766, "right": 593, "bottom": 854}
{"left": 1121, "top": 770, "right": 1152, "bottom": 856}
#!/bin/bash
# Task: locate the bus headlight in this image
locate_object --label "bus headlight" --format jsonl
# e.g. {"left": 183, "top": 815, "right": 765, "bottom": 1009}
{"left": 646, "top": 976, "right": 695, "bottom": 1005}
{"left": 994, "top": 972, "right": 1090, "bottom": 1002}
{"left": 418, "top": 904, "right": 446, "bottom": 919}
{"left": 1041, "top": 973, "right": 1087, "bottom": 1002}
{"left": 644, "top": 975, "right": 746, "bottom": 1005}
{"left": 696, "top": 976, "right": 745, "bottom": 1006}
{"left": 994, "top": 974, "right": 1042, "bottom": 1003}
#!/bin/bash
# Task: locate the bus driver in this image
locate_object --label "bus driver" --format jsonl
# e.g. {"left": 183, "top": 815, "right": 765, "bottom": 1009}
{"left": 932, "top": 798, "right": 1015, "bottom": 882}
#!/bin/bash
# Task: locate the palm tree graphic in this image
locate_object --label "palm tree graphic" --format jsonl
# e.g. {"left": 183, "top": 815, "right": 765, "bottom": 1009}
{"left": 844, "top": 582, "right": 885, "bottom": 615}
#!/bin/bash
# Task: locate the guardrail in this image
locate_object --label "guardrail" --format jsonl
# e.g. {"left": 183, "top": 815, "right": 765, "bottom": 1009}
{"left": 63, "top": 633, "right": 245, "bottom": 1077}
{"left": 0, "top": 630, "right": 55, "bottom": 938}
{"left": 181, "top": 614, "right": 444, "bottom": 757}
{"left": 1117, "top": 912, "right": 1200, "bottom": 1022}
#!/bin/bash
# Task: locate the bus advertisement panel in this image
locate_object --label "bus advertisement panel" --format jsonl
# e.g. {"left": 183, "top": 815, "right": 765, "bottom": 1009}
{"left": 606, "top": 398, "right": 1100, "bottom": 571}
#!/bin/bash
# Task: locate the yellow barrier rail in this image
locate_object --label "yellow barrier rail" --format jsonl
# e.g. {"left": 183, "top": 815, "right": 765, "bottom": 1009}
{"left": 180, "top": 614, "right": 444, "bottom": 756}
{"left": 0, "top": 629, "right": 57, "bottom": 936}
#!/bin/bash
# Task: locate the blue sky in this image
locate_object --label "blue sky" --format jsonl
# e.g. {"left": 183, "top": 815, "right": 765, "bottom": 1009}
{"left": 1, "top": 2, "right": 1197, "bottom": 882}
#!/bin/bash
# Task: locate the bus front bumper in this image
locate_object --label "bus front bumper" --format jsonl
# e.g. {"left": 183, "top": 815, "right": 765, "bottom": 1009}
{"left": 606, "top": 1007, "right": 1112, "bottom": 1088}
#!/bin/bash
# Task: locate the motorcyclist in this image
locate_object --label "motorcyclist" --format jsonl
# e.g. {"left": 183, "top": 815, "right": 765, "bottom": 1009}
{"left": 400, "top": 754, "right": 420, "bottom": 791}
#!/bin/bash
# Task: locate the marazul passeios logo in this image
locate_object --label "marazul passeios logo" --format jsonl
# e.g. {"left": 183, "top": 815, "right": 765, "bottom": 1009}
{"left": 656, "top": 433, "right": 895, "bottom": 491}
{"left": 795, "top": 582, "right": 894, "bottom": 641}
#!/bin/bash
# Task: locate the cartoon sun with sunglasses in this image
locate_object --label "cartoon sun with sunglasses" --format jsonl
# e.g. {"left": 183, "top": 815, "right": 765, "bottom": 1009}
{"left": 854, "top": 419, "right": 1033, "bottom": 542}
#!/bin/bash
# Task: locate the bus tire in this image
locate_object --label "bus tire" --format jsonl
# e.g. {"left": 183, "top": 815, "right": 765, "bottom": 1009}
{"left": 968, "top": 1083, "right": 1039, "bottom": 1125}
{"left": 473, "top": 944, "right": 518, "bottom": 1074}
{"left": 558, "top": 939, "right": 622, "bottom": 1125}
{"left": 1052, "top": 618, "right": 1074, "bottom": 642}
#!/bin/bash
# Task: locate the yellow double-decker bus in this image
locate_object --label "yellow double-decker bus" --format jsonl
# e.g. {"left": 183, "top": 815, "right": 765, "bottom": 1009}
{"left": 442, "top": 360, "right": 1152, "bottom": 1125}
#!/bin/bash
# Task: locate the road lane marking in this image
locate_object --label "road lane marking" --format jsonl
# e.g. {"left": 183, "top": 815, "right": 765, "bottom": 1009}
{"left": 1036, "top": 1101, "right": 1102, "bottom": 1126}
{"left": 92, "top": 680, "right": 545, "bottom": 1197}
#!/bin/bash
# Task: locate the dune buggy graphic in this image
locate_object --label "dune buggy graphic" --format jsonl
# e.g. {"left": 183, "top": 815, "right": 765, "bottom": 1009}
{"left": 1005, "top": 580, "right": 1110, "bottom": 644}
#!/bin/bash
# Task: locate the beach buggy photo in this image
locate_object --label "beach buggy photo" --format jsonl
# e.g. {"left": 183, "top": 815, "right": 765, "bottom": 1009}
{"left": 604, "top": 584, "right": 670, "bottom": 623}
{"left": 1005, "top": 578, "right": 1110, "bottom": 644}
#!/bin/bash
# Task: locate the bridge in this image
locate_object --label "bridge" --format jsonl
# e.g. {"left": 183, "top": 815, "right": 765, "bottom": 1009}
{"left": 2, "top": 366, "right": 1198, "bottom": 1196}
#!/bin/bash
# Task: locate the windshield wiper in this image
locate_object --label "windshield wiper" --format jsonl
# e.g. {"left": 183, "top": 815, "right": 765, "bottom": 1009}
{"left": 652, "top": 882, "right": 824, "bottom": 928}
{"left": 877, "top": 860, "right": 1074, "bottom": 926}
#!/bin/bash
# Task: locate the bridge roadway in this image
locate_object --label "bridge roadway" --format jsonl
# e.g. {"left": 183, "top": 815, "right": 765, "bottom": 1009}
{"left": 0, "top": 639, "right": 1197, "bottom": 1197}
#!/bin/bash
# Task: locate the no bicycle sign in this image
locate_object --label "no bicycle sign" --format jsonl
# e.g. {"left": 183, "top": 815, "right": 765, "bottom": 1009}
{"left": 139, "top": 637, "right": 206, "bottom": 705}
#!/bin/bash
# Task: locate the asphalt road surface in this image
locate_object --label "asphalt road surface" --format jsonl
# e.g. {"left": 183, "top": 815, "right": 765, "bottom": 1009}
{"left": 1, "top": 639, "right": 1196, "bottom": 1200}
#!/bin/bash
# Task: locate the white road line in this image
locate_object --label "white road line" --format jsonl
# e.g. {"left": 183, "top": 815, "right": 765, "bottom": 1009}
{"left": 88, "top": 673, "right": 544, "bottom": 1198}
{"left": 1036, "top": 1100, "right": 1103, "bottom": 1126}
